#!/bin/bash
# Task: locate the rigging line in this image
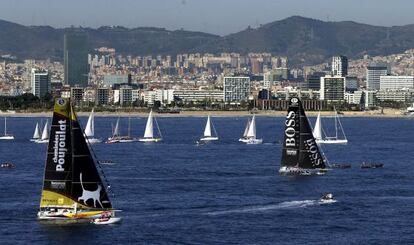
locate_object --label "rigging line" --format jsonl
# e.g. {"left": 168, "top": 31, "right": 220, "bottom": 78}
{"left": 76, "top": 111, "right": 114, "bottom": 198}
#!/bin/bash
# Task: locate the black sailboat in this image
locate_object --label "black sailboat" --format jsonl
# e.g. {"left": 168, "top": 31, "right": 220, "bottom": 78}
{"left": 279, "top": 97, "right": 327, "bottom": 175}
{"left": 38, "top": 98, "right": 120, "bottom": 223}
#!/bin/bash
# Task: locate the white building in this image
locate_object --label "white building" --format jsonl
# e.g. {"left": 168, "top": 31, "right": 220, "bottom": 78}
{"left": 31, "top": 69, "right": 50, "bottom": 97}
{"left": 223, "top": 76, "right": 250, "bottom": 103}
{"left": 119, "top": 85, "right": 133, "bottom": 105}
{"left": 379, "top": 76, "right": 414, "bottom": 90}
{"left": 345, "top": 91, "right": 363, "bottom": 104}
{"left": 155, "top": 89, "right": 175, "bottom": 105}
{"left": 366, "top": 65, "right": 389, "bottom": 90}
{"left": 320, "top": 75, "right": 345, "bottom": 101}
{"left": 143, "top": 90, "right": 157, "bottom": 105}
{"left": 173, "top": 90, "right": 224, "bottom": 103}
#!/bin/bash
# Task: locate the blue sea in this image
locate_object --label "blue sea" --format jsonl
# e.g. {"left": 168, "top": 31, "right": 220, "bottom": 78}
{"left": 0, "top": 115, "right": 413, "bottom": 244}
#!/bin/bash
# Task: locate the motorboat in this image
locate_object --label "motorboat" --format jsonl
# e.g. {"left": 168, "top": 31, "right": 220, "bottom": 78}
{"left": 360, "top": 162, "right": 384, "bottom": 169}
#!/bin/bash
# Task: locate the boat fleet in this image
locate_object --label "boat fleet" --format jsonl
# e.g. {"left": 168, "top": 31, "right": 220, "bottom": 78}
{"left": 1, "top": 96, "right": 376, "bottom": 225}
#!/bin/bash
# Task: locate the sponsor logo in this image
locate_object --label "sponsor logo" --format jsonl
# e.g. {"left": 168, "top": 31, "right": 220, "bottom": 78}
{"left": 52, "top": 120, "right": 67, "bottom": 172}
{"left": 290, "top": 97, "right": 299, "bottom": 104}
{"left": 284, "top": 110, "right": 296, "bottom": 150}
{"left": 57, "top": 98, "right": 65, "bottom": 106}
{"left": 51, "top": 181, "right": 66, "bottom": 189}
{"left": 304, "top": 138, "right": 323, "bottom": 167}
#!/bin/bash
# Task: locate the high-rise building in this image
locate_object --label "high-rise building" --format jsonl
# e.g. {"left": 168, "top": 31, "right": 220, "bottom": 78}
{"left": 366, "top": 64, "right": 389, "bottom": 90}
{"left": 379, "top": 76, "right": 414, "bottom": 90}
{"left": 119, "top": 85, "right": 133, "bottom": 105}
{"left": 96, "top": 87, "right": 110, "bottom": 105}
{"left": 64, "top": 32, "right": 89, "bottom": 87}
{"left": 223, "top": 77, "right": 251, "bottom": 103}
{"left": 332, "top": 55, "right": 348, "bottom": 76}
{"left": 320, "top": 75, "right": 345, "bottom": 101}
{"left": 31, "top": 69, "right": 50, "bottom": 98}
{"left": 70, "top": 86, "right": 84, "bottom": 105}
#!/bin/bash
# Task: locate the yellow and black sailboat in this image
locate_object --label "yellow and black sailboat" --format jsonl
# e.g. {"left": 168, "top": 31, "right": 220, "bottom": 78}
{"left": 37, "top": 98, "right": 121, "bottom": 224}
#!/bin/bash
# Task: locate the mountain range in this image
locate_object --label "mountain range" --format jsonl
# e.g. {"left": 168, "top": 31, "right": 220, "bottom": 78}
{"left": 2, "top": 16, "right": 414, "bottom": 65}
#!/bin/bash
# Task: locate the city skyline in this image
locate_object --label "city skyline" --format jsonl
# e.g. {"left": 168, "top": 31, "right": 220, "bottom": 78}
{"left": 1, "top": 0, "right": 414, "bottom": 35}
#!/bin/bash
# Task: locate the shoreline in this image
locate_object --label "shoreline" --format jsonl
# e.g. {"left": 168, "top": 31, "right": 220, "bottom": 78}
{"left": 0, "top": 109, "right": 408, "bottom": 118}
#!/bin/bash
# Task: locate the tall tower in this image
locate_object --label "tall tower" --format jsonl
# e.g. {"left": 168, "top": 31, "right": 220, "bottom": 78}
{"left": 64, "top": 32, "right": 89, "bottom": 87}
{"left": 332, "top": 55, "right": 348, "bottom": 77}
{"left": 31, "top": 69, "right": 50, "bottom": 97}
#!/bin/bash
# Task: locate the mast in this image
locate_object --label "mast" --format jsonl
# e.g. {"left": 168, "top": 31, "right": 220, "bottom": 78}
{"left": 243, "top": 118, "right": 251, "bottom": 138}
{"left": 334, "top": 108, "right": 338, "bottom": 139}
{"left": 4, "top": 117, "right": 6, "bottom": 135}
{"left": 128, "top": 117, "right": 131, "bottom": 137}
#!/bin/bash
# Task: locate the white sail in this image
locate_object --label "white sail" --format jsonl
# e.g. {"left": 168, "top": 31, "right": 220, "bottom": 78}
{"left": 143, "top": 110, "right": 154, "bottom": 138}
{"left": 113, "top": 118, "right": 120, "bottom": 137}
{"left": 41, "top": 121, "right": 49, "bottom": 140}
{"left": 243, "top": 118, "right": 251, "bottom": 137}
{"left": 246, "top": 115, "right": 256, "bottom": 138}
{"left": 33, "top": 122, "right": 40, "bottom": 139}
{"left": 203, "top": 115, "right": 212, "bottom": 137}
{"left": 313, "top": 113, "right": 322, "bottom": 140}
{"left": 85, "top": 109, "right": 94, "bottom": 137}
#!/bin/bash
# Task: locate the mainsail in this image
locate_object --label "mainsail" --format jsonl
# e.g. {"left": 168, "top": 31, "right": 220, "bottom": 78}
{"left": 113, "top": 118, "right": 120, "bottom": 137}
{"left": 143, "top": 110, "right": 154, "bottom": 138}
{"left": 39, "top": 98, "right": 112, "bottom": 211}
{"left": 246, "top": 115, "right": 256, "bottom": 138}
{"left": 203, "top": 115, "right": 212, "bottom": 137}
{"left": 33, "top": 122, "right": 41, "bottom": 139}
{"left": 84, "top": 109, "right": 95, "bottom": 137}
{"left": 313, "top": 113, "right": 322, "bottom": 140}
{"left": 41, "top": 121, "right": 49, "bottom": 140}
{"left": 242, "top": 118, "right": 251, "bottom": 138}
{"left": 281, "top": 97, "right": 326, "bottom": 169}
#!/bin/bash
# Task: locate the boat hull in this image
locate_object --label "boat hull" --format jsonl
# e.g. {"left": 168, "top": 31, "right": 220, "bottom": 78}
{"left": 239, "top": 138, "right": 263, "bottom": 144}
{"left": 92, "top": 217, "right": 122, "bottom": 225}
{"left": 279, "top": 166, "right": 327, "bottom": 176}
{"left": 0, "top": 135, "right": 14, "bottom": 140}
{"left": 35, "top": 139, "right": 49, "bottom": 144}
{"left": 200, "top": 136, "right": 219, "bottom": 141}
{"left": 316, "top": 139, "right": 348, "bottom": 144}
{"left": 138, "top": 137, "right": 162, "bottom": 142}
{"left": 86, "top": 138, "right": 102, "bottom": 144}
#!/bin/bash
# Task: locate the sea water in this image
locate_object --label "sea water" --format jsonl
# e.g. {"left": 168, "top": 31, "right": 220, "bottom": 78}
{"left": 0, "top": 116, "right": 413, "bottom": 244}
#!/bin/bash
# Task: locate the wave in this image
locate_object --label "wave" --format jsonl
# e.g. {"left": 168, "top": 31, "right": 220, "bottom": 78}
{"left": 206, "top": 199, "right": 336, "bottom": 215}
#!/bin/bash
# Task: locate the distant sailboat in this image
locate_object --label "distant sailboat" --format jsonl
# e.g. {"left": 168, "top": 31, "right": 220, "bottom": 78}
{"left": 35, "top": 121, "right": 49, "bottom": 144}
{"left": 199, "top": 115, "right": 218, "bottom": 141}
{"left": 0, "top": 117, "right": 14, "bottom": 140}
{"left": 279, "top": 97, "right": 328, "bottom": 175}
{"left": 30, "top": 122, "right": 41, "bottom": 142}
{"left": 106, "top": 117, "right": 137, "bottom": 143}
{"left": 139, "top": 110, "right": 162, "bottom": 142}
{"left": 37, "top": 98, "right": 121, "bottom": 224}
{"left": 313, "top": 110, "right": 348, "bottom": 144}
{"left": 84, "top": 109, "right": 102, "bottom": 144}
{"left": 239, "top": 115, "right": 262, "bottom": 144}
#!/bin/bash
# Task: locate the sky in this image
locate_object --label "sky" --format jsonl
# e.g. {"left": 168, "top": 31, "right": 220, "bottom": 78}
{"left": 1, "top": 0, "right": 414, "bottom": 35}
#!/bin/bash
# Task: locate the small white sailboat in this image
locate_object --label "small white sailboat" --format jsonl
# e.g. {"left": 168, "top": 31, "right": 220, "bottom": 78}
{"left": 239, "top": 115, "right": 262, "bottom": 144}
{"left": 35, "top": 121, "right": 49, "bottom": 144}
{"left": 313, "top": 110, "right": 348, "bottom": 144}
{"left": 199, "top": 115, "right": 218, "bottom": 141}
{"left": 139, "top": 110, "right": 162, "bottom": 142}
{"left": 0, "top": 117, "right": 14, "bottom": 140}
{"left": 106, "top": 117, "right": 137, "bottom": 143}
{"left": 84, "top": 109, "right": 102, "bottom": 144}
{"left": 30, "top": 122, "right": 41, "bottom": 142}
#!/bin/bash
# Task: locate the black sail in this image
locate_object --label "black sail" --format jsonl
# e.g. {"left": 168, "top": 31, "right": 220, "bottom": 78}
{"left": 281, "top": 97, "right": 326, "bottom": 169}
{"left": 40, "top": 98, "right": 112, "bottom": 210}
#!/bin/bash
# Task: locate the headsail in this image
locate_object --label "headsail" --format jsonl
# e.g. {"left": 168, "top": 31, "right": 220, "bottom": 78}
{"left": 281, "top": 97, "right": 326, "bottom": 169}
{"left": 33, "top": 122, "right": 41, "bottom": 139}
{"left": 39, "top": 98, "right": 112, "bottom": 210}
{"left": 203, "top": 115, "right": 212, "bottom": 137}
{"left": 84, "top": 109, "right": 94, "bottom": 137}
{"left": 143, "top": 110, "right": 154, "bottom": 138}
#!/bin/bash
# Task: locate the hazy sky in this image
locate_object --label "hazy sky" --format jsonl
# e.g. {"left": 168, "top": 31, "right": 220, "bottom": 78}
{"left": 1, "top": 0, "right": 414, "bottom": 35}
